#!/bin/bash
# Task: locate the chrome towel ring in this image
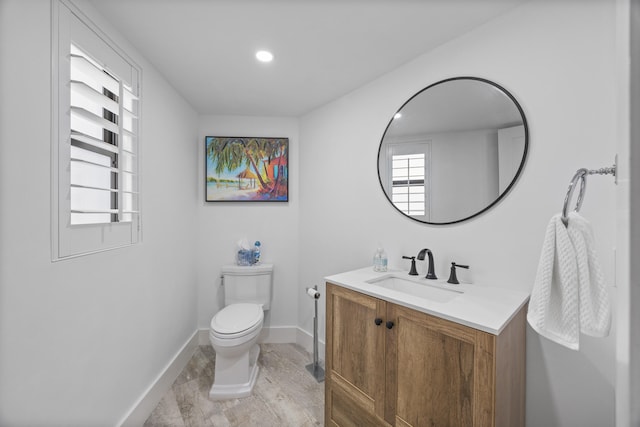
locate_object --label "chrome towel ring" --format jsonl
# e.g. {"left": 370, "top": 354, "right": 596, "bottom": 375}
{"left": 561, "top": 162, "right": 617, "bottom": 226}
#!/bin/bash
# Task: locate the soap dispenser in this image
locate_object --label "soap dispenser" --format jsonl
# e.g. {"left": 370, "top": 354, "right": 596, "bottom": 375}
{"left": 373, "top": 247, "right": 388, "bottom": 272}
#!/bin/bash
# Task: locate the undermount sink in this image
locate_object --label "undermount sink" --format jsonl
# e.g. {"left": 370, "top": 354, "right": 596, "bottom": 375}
{"left": 366, "top": 274, "right": 463, "bottom": 303}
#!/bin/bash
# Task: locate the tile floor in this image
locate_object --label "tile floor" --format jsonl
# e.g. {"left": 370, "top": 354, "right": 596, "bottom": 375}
{"left": 144, "top": 344, "right": 325, "bottom": 426}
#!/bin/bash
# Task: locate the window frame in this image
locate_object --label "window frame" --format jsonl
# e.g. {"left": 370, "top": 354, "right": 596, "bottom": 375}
{"left": 51, "top": 0, "right": 142, "bottom": 261}
{"left": 391, "top": 152, "right": 427, "bottom": 217}
{"left": 384, "top": 140, "right": 432, "bottom": 222}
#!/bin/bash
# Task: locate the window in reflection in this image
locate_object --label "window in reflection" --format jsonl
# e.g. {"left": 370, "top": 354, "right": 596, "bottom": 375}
{"left": 392, "top": 153, "right": 426, "bottom": 216}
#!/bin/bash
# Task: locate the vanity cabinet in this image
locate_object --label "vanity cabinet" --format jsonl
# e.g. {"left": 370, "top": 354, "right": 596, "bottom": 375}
{"left": 325, "top": 282, "right": 526, "bottom": 427}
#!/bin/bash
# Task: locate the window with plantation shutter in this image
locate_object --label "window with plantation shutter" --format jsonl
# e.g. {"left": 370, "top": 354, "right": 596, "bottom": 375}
{"left": 383, "top": 141, "right": 431, "bottom": 222}
{"left": 52, "top": 0, "right": 141, "bottom": 259}
{"left": 391, "top": 153, "right": 426, "bottom": 217}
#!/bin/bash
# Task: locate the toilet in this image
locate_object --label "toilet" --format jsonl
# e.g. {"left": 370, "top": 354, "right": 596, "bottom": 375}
{"left": 209, "top": 263, "right": 273, "bottom": 400}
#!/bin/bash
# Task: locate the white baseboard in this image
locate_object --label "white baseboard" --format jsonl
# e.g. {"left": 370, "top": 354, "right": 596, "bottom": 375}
{"left": 121, "top": 326, "right": 324, "bottom": 426}
{"left": 117, "top": 330, "right": 199, "bottom": 427}
{"left": 296, "top": 327, "right": 326, "bottom": 362}
{"left": 198, "top": 325, "right": 325, "bottom": 359}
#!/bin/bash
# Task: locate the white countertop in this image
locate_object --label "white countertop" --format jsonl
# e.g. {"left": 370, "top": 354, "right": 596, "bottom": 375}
{"left": 325, "top": 267, "right": 530, "bottom": 335}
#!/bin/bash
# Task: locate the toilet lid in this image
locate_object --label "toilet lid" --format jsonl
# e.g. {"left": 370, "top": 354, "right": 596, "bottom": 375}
{"left": 211, "top": 303, "right": 263, "bottom": 335}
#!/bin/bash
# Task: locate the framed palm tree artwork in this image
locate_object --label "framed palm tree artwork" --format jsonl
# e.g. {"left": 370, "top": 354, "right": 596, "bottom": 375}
{"left": 205, "top": 136, "right": 289, "bottom": 202}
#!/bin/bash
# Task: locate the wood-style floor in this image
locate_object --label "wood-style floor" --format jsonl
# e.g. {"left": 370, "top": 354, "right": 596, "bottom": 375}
{"left": 144, "top": 344, "right": 324, "bottom": 427}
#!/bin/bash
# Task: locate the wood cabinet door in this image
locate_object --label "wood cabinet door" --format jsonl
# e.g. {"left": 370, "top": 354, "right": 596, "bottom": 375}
{"left": 386, "top": 303, "right": 496, "bottom": 427}
{"left": 326, "top": 284, "right": 389, "bottom": 426}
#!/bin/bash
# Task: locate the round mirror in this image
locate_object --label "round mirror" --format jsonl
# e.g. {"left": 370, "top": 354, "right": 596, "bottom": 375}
{"left": 377, "top": 77, "right": 528, "bottom": 225}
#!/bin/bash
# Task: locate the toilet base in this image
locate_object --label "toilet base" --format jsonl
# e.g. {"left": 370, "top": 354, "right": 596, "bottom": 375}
{"left": 209, "top": 344, "right": 260, "bottom": 400}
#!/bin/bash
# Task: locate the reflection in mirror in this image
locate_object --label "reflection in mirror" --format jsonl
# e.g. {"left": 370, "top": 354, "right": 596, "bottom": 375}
{"left": 378, "top": 77, "right": 528, "bottom": 225}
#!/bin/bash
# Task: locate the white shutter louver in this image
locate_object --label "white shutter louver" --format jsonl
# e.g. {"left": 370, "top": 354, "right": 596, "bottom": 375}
{"left": 69, "top": 43, "right": 139, "bottom": 225}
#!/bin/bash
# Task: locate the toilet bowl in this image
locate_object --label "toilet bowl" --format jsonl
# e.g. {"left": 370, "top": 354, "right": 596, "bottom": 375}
{"left": 209, "top": 263, "right": 273, "bottom": 400}
{"left": 209, "top": 302, "right": 264, "bottom": 400}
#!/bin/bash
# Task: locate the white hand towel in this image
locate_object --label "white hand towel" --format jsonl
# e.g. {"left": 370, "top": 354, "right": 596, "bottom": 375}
{"left": 527, "top": 212, "right": 611, "bottom": 350}
{"left": 566, "top": 212, "right": 611, "bottom": 338}
{"left": 528, "top": 213, "right": 580, "bottom": 349}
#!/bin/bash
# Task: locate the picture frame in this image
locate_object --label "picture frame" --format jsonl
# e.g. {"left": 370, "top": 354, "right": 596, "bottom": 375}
{"left": 205, "top": 136, "right": 289, "bottom": 202}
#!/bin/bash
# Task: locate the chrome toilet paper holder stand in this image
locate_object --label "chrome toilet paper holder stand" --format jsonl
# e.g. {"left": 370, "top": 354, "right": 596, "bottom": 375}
{"left": 305, "top": 285, "right": 325, "bottom": 382}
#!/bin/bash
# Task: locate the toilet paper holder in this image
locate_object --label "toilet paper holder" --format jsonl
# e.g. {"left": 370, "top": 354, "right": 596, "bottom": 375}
{"left": 305, "top": 285, "right": 325, "bottom": 382}
{"left": 306, "top": 287, "right": 320, "bottom": 299}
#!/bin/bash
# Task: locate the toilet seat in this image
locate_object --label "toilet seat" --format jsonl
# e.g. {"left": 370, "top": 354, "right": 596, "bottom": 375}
{"left": 211, "top": 303, "right": 263, "bottom": 339}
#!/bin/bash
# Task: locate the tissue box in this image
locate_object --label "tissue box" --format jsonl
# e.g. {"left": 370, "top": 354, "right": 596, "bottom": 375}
{"left": 236, "top": 249, "right": 255, "bottom": 266}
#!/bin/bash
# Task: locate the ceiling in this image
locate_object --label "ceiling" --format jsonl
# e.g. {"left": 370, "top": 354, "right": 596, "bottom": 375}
{"left": 89, "top": 0, "right": 526, "bottom": 117}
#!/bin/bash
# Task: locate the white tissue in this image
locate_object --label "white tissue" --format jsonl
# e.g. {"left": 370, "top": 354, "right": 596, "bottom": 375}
{"left": 237, "top": 238, "right": 250, "bottom": 251}
{"left": 306, "top": 287, "right": 320, "bottom": 299}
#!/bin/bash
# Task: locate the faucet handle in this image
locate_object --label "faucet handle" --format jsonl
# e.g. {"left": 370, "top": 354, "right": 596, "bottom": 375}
{"left": 447, "top": 262, "right": 469, "bottom": 285}
{"left": 402, "top": 256, "right": 418, "bottom": 276}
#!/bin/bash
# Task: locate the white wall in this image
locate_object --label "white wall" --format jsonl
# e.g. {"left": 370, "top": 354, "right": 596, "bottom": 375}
{"left": 0, "top": 1, "right": 199, "bottom": 425}
{"left": 197, "top": 116, "right": 300, "bottom": 339}
{"left": 299, "top": 1, "right": 619, "bottom": 426}
{"left": 630, "top": 0, "right": 640, "bottom": 420}
{"left": 430, "top": 129, "right": 499, "bottom": 222}
{"left": 620, "top": 0, "right": 640, "bottom": 424}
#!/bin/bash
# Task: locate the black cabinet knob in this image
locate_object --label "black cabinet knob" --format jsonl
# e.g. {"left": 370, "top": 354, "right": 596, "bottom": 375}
{"left": 374, "top": 318, "right": 383, "bottom": 326}
{"left": 386, "top": 321, "right": 394, "bottom": 329}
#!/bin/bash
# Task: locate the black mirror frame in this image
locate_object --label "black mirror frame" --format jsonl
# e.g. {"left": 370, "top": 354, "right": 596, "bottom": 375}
{"left": 377, "top": 76, "right": 529, "bottom": 225}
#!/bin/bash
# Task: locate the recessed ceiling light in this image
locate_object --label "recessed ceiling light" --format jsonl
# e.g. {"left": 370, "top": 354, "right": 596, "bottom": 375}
{"left": 256, "top": 50, "right": 274, "bottom": 63}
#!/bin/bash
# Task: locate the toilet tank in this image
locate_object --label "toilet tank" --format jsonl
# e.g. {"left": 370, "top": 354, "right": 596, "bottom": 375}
{"left": 221, "top": 263, "right": 273, "bottom": 310}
